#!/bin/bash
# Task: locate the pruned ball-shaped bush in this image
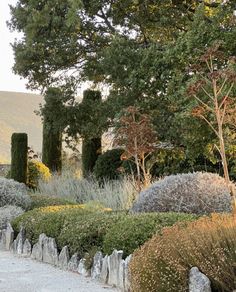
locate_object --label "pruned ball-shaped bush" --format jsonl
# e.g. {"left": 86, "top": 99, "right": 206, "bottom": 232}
{"left": 94, "top": 148, "right": 124, "bottom": 181}
{"left": 102, "top": 212, "right": 197, "bottom": 258}
{"left": 28, "top": 160, "right": 51, "bottom": 189}
{"left": 0, "top": 205, "right": 24, "bottom": 229}
{"left": 0, "top": 177, "right": 31, "bottom": 209}
{"left": 131, "top": 172, "right": 231, "bottom": 214}
{"left": 130, "top": 214, "right": 236, "bottom": 292}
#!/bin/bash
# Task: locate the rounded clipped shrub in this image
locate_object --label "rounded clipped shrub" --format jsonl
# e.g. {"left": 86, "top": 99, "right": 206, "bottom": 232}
{"left": 28, "top": 160, "right": 51, "bottom": 188}
{"left": 130, "top": 214, "right": 236, "bottom": 292}
{"left": 94, "top": 148, "right": 124, "bottom": 181}
{"left": 29, "top": 194, "right": 76, "bottom": 210}
{"left": 131, "top": 172, "right": 231, "bottom": 214}
{"left": 0, "top": 205, "right": 24, "bottom": 229}
{"left": 103, "top": 212, "right": 197, "bottom": 258}
{"left": 0, "top": 177, "right": 31, "bottom": 209}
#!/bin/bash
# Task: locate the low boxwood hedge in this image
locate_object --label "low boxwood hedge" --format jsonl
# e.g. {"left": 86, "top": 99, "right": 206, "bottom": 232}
{"left": 12, "top": 207, "right": 198, "bottom": 260}
{"left": 103, "top": 212, "right": 197, "bottom": 258}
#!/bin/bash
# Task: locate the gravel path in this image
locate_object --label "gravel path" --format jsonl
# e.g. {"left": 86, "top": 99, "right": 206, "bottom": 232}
{"left": 0, "top": 251, "right": 116, "bottom": 292}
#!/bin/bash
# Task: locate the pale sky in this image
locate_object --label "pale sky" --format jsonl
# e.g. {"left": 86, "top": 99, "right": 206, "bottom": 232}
{"left": 0, "top": 0, "right": 35, "bottom": 93}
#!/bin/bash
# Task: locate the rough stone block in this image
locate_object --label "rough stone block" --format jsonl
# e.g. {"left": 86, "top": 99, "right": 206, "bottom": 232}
{"left": 68, "top": 253, "right": 80, "bottom": 272}
{"left": 124, "top": 255, "right": 132, "bottom": 292}
{"left": 5, "top": 223, "right": 14, "bottom": 251}
{"left": 58, "top": 246, "right": 70, "bottom": 270}
{"left": 42, "top": 236, "right": 58, "bottom": 266}
{"left": 108, "top": 250, "right": 123, "bottom": 287}
{"left": 189, "top": 267, "right": 211, "bottom": 292}
{"left": 23, "top": 239, "right": 32, "bottom": 257}
{"left": 78, "top": 258, "right": 89, "bottom": 277}
{"left": 100, "top": 255, "right": 109, "bottom": 284}
{"left": 91, "top": 251, "right": 103, "bottom": 280}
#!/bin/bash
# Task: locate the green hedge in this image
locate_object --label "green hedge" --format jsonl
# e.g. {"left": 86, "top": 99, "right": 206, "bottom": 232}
{"left": 12, "top": 208, "right": 197, "bottom": 260}
{"left": 103, "top": 212, "right": 197, "bottom": 258}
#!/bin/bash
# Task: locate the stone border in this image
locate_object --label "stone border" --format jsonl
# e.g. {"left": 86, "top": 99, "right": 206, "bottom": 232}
{"left": 0, "top": 224, "right": 132, "bottom": 292}
{"left": 0, "top": 224, "right": 212, "bottom": 292}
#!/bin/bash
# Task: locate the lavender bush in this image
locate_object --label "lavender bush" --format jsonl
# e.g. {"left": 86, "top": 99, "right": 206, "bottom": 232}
{"left": 0, "top": 205, "right": 24, "bottom": 229}
{"left": 0, "top": 177, "right": 31, "bottom": 209}
{"left": 131, "top": 172, "right": 232, "bottom": 214}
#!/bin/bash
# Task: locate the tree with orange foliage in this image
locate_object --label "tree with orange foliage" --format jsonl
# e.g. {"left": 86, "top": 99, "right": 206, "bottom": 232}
{"left": 114, "top": 106, "right": 158, "bottom": 188}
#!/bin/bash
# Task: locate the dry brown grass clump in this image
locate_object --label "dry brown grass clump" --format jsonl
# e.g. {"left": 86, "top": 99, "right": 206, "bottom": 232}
{"left": 130, "top": 214, "right": 236, "bottom": 292}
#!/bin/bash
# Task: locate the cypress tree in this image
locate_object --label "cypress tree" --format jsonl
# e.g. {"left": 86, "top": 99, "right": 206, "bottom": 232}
{"left": 42, "top": 87, "right": 64, "bottom": 172}
{"left": 81, "top": 90, "right": 102, "bottom": 177}
{"left": 11, "top": 133, "right": 28, "bottom": 183}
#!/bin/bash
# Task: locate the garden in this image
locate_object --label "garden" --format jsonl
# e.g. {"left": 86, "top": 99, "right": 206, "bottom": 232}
{"left": 1, "top": 1, "right": 236, "bottom": 292}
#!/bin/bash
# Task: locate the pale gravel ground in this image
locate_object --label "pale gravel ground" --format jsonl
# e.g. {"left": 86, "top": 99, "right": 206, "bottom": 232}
{"left": 0, "top": 251, "right": 117, "bottom": 292}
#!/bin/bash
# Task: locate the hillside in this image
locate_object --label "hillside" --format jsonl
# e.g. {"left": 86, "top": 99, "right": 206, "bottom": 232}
{"left": 0, "top": 91, "right": 43, "bottom": 162}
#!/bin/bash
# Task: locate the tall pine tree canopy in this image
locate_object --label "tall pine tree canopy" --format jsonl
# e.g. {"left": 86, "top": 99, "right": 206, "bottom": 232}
{"left": 8, "top": 0, "right": 236, "bottom": 170}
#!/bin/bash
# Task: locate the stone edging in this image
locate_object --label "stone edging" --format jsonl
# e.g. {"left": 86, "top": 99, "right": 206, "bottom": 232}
{"left": 0, "top": 224, "right": 131, "bottom": 291}
{"left": 0, "top": 223, "right": 212, "bottom": 292}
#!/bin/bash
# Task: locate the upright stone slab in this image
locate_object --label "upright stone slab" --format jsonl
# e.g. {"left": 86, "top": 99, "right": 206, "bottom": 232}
{"left": 58, "top": 246, "right": 70, "bottom": 270}
{"left": 68, "top": 253, "right": 80, "bottom": 272}
{"left": 108, "top": 250, "right": 124, "bottom": 287}
{"left": 42, "top": 236, "right": 58, "bottom": 266}
{"left": 15, "top": 227, "right": 26, "bottom": 255}
{"left": 78, "top": 258, "right": 89, "bottom": 276}
{"left": 124, "top": 255, "right": 132, "bottom": 292}
{"left": 23, "top": 239, "right": 32, "bottom": 257}
{"left": 118, "top": 259, "right": 125, "bottom": 290}
{"left": 0, "top": 229, "right": 6, "bottom": 250}
{"left": 100, "top": 255, "right": 109, "bottom": 284}
{"left": 91, "top": 251, "right": 103, "bottom": 280}
{"left": 189, "top": 267, "right": 211, "bottom": 292}
{"left": 5, "top": 223, "right": 14, "bottom": 251}
{"left": 31, "top": 233, "right": 47, "bottom": 261}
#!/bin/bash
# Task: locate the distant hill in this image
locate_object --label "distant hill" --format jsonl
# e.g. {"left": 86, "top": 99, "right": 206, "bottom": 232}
{"left": 0, "top": 91, "right": 43, "bottom": 162}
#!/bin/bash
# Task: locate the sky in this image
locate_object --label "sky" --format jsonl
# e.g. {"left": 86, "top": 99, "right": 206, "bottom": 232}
{"left": 0, "top": 0, "right": 35, "bottom": 94}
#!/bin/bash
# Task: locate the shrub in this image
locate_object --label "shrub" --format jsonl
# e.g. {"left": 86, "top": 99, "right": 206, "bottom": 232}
{"left": 0, "top": 177, "right": 31, "bottom": 209}
{"left": 28, "top": 160, "right": 51, "bottom": 189}
{"left": 11, "top": 205, "right": 89, "bottom": 245}
{"left": 0, "top": 205, "right": 24, "bottom": 229}
{"left": 57, "top": 212, "right": 124, "bottom": 256}
{"left": 29, "top": 194, "right": 76, "bottom": 210}
{"left": 131, "top": 172, "right": 231, "bottom": 214}
{"left": 94, "top": 148, "right": 124, "bottom": 181}
{"left": 103, "top": 212, "right": 197, "bottom": 258}
{"left": 10, "top": 133, "right": 28, "bottom": 183}
{"left": 82, "top": 138, "right": 101, "bottom": 177}
{"left": 130, "top": 214, "right": 236, "bottom": 292}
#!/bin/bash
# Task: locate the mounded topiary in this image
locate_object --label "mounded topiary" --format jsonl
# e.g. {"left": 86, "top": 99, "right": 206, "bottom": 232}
{"left": 27, "top": 160, "right": 51, "bottom": 189}
{"left": 11, "top": 133, "right": 28, "bottom": 184}
{"left": 129, "top": 214, "right": 236, "bottom": 292}
{"left": 131, "top": 172, "right": 231, "bottom": 214}
{"left": 0, "top": 177, "right": 31, "bottom": 209}
{"left": 102, "top": 212, "right": 197, "bottom": 258}
{"left": 94, "top": 148, "right": 124, "bottom": 181}
{"left": 0, "top": 205, "right": 24, "bottom": 229}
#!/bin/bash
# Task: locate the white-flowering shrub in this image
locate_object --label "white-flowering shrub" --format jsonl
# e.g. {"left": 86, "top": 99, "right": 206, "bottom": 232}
{"left": 131, "top": 172, "right": 232, "bottom": 214}
{"left": 0, "top": 205, "right": 24, "bottom": 229}
{"left": 0, "top": 177, "right": 31, "bottom": 209}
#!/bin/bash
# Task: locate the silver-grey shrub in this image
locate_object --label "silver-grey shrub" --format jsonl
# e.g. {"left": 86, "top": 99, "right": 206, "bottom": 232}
{"left": 0, "top": 205, "right": 24, "bottom": 229}
{"left": 131, "top": 172, "right": 232, "bottom": 214}
{"left": 0, "top": 177, "right": 31, "bottom": 210}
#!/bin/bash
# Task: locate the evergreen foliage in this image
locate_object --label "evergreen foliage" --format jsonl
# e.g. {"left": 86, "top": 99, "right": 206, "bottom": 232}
{"left": 94, "top": 148, "right": 124, "bottom": 181}
{"left": 81, "top": 90, "right": 102, "bottom": 177}
{"left": 10, "top": 133, "right": 28, "bottom": 183}
{"left": 42, "top": 87, "right": 64, "bottom": 172}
